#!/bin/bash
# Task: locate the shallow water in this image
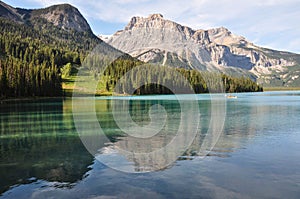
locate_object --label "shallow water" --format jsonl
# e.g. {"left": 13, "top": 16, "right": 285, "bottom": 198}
{"left": 1, "top": 91, "right": 300, "bottom": 198}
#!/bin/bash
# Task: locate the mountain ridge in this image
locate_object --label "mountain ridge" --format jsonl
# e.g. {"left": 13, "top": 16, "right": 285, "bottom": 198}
{"left": 1, "top": 1, "right": 299, "bottom": 87}
{"left": 0, "top": 1, "right": 23, "bottom": 22}
{"left": 107, "top": 13, "right": 300, "bottom": 86}
{"left": 0, "top": 1, "right": 123, "bottom": 98}
{"left": 0, "top": 1, "right": 92, "bottom": 33}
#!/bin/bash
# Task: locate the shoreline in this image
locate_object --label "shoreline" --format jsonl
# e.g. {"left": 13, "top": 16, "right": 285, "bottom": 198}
{"left": 263, "top": 87, "right": 300, "bottom": 91}
{"left": 0, "top": 96, "right": 65, "bottom": 104}
{"left": 1, "top": 89, "right": 300, "bottom": 103}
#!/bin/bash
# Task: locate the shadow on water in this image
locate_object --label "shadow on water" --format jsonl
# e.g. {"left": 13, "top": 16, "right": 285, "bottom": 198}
{"left": 0, "top": 99, "right": 94, "bottom": 195}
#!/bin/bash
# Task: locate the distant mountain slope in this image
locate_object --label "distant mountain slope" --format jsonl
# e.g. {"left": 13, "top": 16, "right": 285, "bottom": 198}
{"left": 106, "top": 14, "right": 300, "bottom": 87}
{"left": 0, "top": 1, "right": 92, "bottom": 33}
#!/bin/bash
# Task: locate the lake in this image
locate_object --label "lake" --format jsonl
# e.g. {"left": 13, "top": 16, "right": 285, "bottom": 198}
{"left": 1, "top": 91, "right": 300, "bottom": 198}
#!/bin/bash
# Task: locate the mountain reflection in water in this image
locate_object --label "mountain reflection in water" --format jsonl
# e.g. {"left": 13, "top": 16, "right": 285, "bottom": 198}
{"left": 1, "top": 92, "right": 300, "bottom": 198}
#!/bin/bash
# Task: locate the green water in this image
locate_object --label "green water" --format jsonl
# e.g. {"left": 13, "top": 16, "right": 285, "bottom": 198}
{"left": 1, "top": 91, "right": 300, "bottom": 198}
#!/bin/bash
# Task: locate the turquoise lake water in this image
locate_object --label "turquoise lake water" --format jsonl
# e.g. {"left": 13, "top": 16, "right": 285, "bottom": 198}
{"left": 0, "top": 91, "right": 300, "bottom": 198}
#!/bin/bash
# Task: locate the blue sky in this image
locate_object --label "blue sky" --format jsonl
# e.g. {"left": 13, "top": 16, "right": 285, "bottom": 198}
{"left": 4, "top": 0, "right": 300, "bottom": 53}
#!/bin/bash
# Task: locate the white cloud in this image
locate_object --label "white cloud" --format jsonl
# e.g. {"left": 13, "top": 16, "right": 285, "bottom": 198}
{"left": 19, "top": 0, "right": 300, "bottom": 53}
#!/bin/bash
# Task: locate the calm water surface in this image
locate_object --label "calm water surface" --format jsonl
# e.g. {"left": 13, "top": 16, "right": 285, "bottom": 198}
{"left": 0, "top": 91, "right": 300, "bottom": 198}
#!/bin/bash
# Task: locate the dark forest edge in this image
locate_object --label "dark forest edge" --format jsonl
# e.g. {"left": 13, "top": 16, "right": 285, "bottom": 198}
{"left": 0, "top": 18, "right": 262, "bottom": 99}
{"left": 66, "top": 61, "right": 263, "bottom": 96}
{"left": 99, "top": 60, "right": 263, "bottom": 94}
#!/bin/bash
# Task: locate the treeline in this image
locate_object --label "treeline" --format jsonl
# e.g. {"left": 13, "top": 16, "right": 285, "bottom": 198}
{"left": 87, "top": 43, "right": 262, "bottom": 94}
{"left": 178, "top": 69, "right": 263, "bottom": 93}
{"left": 0, "top": 18, "right": 100, "bottom": 98}
{"left": 0, "top": 58, "right": 61, "bottom": 97}
{"left": 100, "top": 61, "right": 263, "bottom": 95}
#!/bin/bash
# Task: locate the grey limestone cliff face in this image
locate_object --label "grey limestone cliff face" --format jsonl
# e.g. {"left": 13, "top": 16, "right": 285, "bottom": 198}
{"left": 107, "top": 14, "right": 300, "bottom": 85}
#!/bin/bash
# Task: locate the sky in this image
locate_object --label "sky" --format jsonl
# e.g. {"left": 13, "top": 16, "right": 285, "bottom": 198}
{"left": 4, "top": 0, "right": 300, "bottom": 53}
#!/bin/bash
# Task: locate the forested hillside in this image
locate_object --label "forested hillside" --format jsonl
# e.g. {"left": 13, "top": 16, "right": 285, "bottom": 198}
{"left": 0, "top": 17, "right": 100, "bottom": 98}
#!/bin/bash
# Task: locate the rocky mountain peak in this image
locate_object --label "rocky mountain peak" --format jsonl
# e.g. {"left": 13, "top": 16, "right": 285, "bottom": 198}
{"left": 107, "top": 14, "right": 299, "bottom": 86}
{"left": 206, "top": 27, "right": 248, "bottom": 46}
{"left": 46, "top": 3, "right": 74, "bottom": 11}
{"left": 30, "top": 3, "right": 92, "bottom": 33}
{"left": 124, "top": 13, "right": 191, "bottom": 32}
{"left": 148, "top": 13, "right": 164, "bottom": 20}
{"left": 0, "top": 1, "right": 92, "bottom": 33}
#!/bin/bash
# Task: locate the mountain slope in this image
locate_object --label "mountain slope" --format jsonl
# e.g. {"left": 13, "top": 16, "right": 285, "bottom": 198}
{"left": 0, "top": 1, "right": 92, "bottom": 33}
{"left": 29, "top": 4, "right": 92, "bottom": 33}
{"left": 106, "top": 14, "right": 300, "bottom": 86}
{"left": 0, "top": 1, "right": 23, "bottom": 22}
{"left": 0, "top": 1, "right": 123, "bottom": 98}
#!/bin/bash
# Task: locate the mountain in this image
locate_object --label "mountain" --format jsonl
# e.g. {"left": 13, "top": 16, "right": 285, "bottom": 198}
{"left": 0, "top": 1, "right": 23, "bottom": 22}
{"left": 0, "top": 1, "right": 121, "bottom": 98}
{"left": 0, "top": 1, "right": 92, "bottom": 33}
{"left": 0, "top": 1, "right": 268, "bottom": 99}
{"left": 106, "top": 14, "right": 300, "bottom": 87}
